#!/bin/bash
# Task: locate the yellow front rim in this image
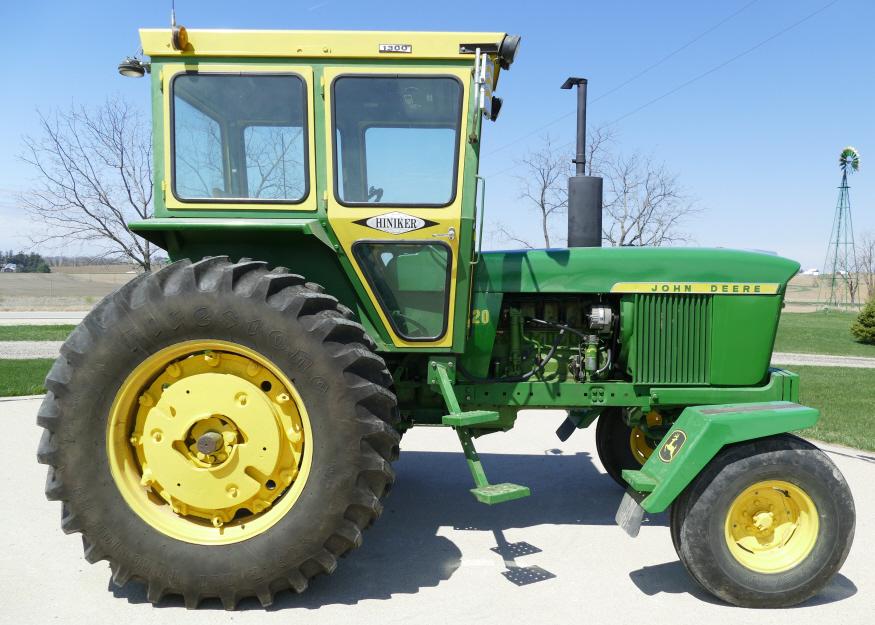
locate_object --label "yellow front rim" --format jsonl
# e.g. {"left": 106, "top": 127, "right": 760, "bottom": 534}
{"left": 724, "top": 480, "right": 819, "bottom": 574}
{"left": 107, "top": 340, "right": 313, "bottom": 545}
{"left": 629, "top": 410, "right": 662, "bottom": 465}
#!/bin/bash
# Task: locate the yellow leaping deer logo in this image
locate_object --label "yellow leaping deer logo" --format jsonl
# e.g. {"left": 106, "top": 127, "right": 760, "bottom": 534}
{"left": 659, "top": 430, "right": 687, "bottom": 463}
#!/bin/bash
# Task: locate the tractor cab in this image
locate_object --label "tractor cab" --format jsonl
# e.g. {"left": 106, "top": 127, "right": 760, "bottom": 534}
{"left": 131, "top": 29, "right": 520, "bottom": 350}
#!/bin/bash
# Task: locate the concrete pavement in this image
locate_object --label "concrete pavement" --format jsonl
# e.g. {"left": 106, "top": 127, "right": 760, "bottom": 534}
{"left": 0, "top": 311, "right": 86, "bottom": 326}
{"left": 0, "top": 341, "right": 64, "bottom": 359}
{"left": 772, "top": 352, "right": 875, "bottom": 368}
{"left": 1, "top": 399, "right": 871, "bottom": 624}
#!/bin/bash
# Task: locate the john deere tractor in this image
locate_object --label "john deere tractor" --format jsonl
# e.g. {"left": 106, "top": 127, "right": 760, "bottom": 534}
{"left": 38, "top": 26, "right": 855, "bottom": 609}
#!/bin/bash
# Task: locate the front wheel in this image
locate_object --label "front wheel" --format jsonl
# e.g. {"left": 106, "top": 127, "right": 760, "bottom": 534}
{"left": 671, "top": 434, "right": 855, "bottom": 608}
{"left": 595, "top": 410, "right": 662, "bottom": 486}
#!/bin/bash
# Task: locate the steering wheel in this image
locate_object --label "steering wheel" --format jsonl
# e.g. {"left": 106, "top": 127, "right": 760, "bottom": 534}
{"left": 391, "top": 311, "right": 431, "bottom": 339}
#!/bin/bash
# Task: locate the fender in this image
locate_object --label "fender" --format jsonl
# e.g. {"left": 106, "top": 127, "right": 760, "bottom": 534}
{"left": 621, "top": 401, "right": 820, "bottom": 514}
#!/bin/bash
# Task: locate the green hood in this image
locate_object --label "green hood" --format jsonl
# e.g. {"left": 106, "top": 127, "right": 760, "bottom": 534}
{"left": 474, "top": 247, "right": 800, "bottom": 294}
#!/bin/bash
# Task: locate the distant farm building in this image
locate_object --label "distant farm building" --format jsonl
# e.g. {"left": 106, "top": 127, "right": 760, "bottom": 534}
{"left": 1, "top": 263, "right": 17, "bottom": 273}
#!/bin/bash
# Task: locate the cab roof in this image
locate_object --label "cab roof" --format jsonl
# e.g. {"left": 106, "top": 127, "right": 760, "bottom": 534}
{"left": 140, "top": 29, "right": 513, "bottom": 63}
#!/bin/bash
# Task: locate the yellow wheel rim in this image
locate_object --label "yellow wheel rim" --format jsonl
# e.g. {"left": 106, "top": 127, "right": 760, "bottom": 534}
{"left": 724, "top": 480, "right": 819, "bottom": 574}
{"left": 107, "top": 340, "right": 313, "bottom": 545}
{"left": 629, "top": 410, "right": 662, "bottom": 465}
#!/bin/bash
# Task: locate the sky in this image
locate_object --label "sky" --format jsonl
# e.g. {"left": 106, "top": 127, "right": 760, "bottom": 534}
{"left": 0, "top": 0, "right": 872, "bottom": 268}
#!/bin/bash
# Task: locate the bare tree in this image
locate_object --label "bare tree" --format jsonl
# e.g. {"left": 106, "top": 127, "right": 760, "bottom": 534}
{"left": 835, "top": 253, "right": 862, "bottom": 305}
{"left": 19, "top": 99, "right": 155, "bottom": 271}
{"left": 499, "top": 129, "right": 699, "bottom": 249}
{"left": 602, "top": 153, "right": 700, "bottom": 247}
{"left": 498, "top": 127, "right": 614, "bottom": 248}
{"left": 855, "top": 232, "right": 875, "bottom": 302}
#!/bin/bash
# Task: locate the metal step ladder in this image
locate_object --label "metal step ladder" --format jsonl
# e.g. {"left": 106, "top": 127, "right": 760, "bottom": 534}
{"left": 429, "top": 360, "right": 531, "bottom": 505}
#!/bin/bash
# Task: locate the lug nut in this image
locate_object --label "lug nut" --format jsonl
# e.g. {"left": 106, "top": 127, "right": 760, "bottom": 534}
{"left": 140, "top": 469, "right": 154, "bottom": 487}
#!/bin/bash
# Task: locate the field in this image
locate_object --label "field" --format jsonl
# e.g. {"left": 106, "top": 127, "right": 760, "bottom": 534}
{"left": 0, "top": 265, "right": 136, "bottom": 311}
{"left": 784, "top": 273, "right": 871, "bottom": 312}
{"left": 775, "top": 310, "right": 875, "bottom": 357}
{"left": 797, "top": 365, "right": 875, "bottom": 450}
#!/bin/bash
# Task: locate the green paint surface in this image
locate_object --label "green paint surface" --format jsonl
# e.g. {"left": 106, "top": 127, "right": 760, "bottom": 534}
{"left": 624, "top": 401, "right": 820, "bottom": 513}
{"left": 473, "top": 247, "right": 799, "bottom": 293}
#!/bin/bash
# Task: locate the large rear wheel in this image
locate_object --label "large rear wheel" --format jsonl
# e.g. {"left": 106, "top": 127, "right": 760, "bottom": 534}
{"left": 670, "top": 434, "right": 855, "bottom": 607}
{"left": 37, "top": 257, "right": 400, "bottom": 608}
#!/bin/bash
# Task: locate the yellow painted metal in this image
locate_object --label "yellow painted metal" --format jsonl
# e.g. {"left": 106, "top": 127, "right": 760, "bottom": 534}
{"left": 629, "top": 410, "right": 662, "bottom": 465}
{"left": 161, "top": 63, "right": 318, "bottom": 213}
{"left": 610, "top": 282, "right": 780, "bottom": 295}
{"left": 323, "top": 66, "right": 472, "bottom": 348}
{"left": 724, "top": 480, "right": 819, "bottom": 574}
{"left": 107, "top": 340, "right": 312, "bottom": 545}
{"left": 141, "top": 29, "right": 507, "bottom": 63}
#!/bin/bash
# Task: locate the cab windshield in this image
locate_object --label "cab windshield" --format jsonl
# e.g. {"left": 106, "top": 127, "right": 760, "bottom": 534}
{"left": 332, "top": 76, "right": 462, "bottom": 207}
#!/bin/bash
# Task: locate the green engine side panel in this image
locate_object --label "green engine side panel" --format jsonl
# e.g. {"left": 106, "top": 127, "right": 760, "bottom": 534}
{"left": 710, "top": 295, "right": 783, "bottom": 385}
{"left": 622, "top": 400, "right": 819, "bottom": 513}
{"left": 474, "top": 247, "right": 800, "bottom": 293}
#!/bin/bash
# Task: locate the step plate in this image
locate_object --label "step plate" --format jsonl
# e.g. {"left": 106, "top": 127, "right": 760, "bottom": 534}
{"left": 470, "top": 483, "right": 531, "bottom": 505}
{"left": 442, "top": 410, "right": 500, "bottom": 427}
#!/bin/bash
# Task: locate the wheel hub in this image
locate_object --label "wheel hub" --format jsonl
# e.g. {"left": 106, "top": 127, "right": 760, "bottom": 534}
{"left": 629, "top": 410, "right": 663, "bottom": 465}
{"left": 125, "top": 349, "right": 306, "bottom": 531}
{"left": 724, "top": 480, "right": 819, "bottom": 574}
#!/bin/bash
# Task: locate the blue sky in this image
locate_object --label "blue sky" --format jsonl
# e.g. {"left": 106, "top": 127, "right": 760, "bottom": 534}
{"left": 0, "top": 0, "right": 872, "bottom": 268}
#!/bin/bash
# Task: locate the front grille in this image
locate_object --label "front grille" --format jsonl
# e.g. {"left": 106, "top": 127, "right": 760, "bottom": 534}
{"left": 633, "top": 294, "right": 711, "bottom": 385}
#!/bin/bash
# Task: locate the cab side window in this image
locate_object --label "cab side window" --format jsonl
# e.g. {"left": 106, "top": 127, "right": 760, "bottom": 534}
{"left": 172, "top": 73, "right": 308, "bottom": 203}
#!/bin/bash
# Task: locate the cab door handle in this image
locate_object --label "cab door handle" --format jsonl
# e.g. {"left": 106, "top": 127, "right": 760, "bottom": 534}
{"left": 431, "top": 227, "right": 456, "bottom": 241}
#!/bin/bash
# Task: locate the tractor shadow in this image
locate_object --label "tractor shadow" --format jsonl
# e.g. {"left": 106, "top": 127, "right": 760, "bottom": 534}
{"left": 628, "top": 560, "right": 858, "bottom": 608}
{"left": 114, "top": 447, "right": 666, "bottom": 609}
{"left": 282, "top": 448, "right": 668, "bottom": 608}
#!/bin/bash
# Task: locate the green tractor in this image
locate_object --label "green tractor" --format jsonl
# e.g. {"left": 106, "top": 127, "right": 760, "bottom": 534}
{"left": 38, "top": 26, "right": 855, "bottom": 609}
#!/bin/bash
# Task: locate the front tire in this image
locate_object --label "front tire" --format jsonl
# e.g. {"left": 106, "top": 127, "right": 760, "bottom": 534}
{"left": 670, "top": 434, "right": 855, "bottom": 608}
{"left": 37, "top": 257, "right": 400, "bottom": 609}
{"left": 595, "top": 410, "right": 661, "bottom": 486}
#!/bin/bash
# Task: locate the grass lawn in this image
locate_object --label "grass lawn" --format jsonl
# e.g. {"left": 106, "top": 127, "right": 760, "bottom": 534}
{"left": 796, "top": 365, "right": 875, "bottom": 451}
{"left": 0, "top": 359, "right": 54, "bottom": 396}
{"left": 0, "top": 325, "right": 76, "bottom": 341}
{"left": 775, "top": 311, "right": 875, "bottom": 357}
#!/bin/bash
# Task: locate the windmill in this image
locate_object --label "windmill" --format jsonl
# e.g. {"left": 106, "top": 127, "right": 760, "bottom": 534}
{"left": 821, "top": 147, "right": 860, "bottom": 308}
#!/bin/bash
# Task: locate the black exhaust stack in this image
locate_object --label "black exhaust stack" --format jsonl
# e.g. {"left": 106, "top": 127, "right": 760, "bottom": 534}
{"left": 561, "top": 77, "right": 603, "bottom": 247}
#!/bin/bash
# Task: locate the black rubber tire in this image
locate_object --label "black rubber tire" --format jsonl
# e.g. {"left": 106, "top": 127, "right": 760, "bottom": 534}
{"left": 671, "top": 434, "right": 855, "bottom": 608}
{"left": 36, "top": 257, "right": 401, "bottom": 609}
{"left": 595, "top": 410, "right": 645, "bottom": 487}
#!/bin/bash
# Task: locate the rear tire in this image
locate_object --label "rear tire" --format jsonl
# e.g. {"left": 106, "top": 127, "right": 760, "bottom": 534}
{"left": 670, "top": 434, "right": 855, "bottom": 608}
{"left": 37, "top": 257, "right": 400, "bottom": 609}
